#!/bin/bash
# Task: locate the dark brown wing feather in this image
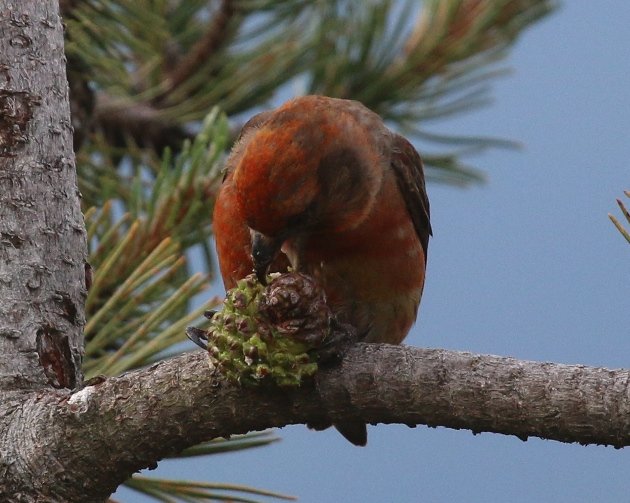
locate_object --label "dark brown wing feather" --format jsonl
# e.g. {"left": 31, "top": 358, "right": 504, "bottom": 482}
{"left": 390, "top": 134, "right": 432, "bottom": 257}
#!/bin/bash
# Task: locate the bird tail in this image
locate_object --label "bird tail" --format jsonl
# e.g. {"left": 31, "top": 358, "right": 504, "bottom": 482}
{"left": 334, "top": 421, "right": 368, "bottom": 446}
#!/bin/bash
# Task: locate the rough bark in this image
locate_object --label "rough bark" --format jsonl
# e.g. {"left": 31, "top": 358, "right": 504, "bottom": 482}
{"left": 0, "top": 0, "right": 87, "bottom": 500}
{"left": 2, "top": 344, "right": 630, "bottom": 501}
{"left": 0, "top": 1, "right": 87, "bottom": 390}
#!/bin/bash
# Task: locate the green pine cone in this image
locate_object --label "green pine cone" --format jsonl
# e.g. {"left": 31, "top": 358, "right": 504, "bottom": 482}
{"left": 205, "top": 273, "right": 330, "bottom": 387}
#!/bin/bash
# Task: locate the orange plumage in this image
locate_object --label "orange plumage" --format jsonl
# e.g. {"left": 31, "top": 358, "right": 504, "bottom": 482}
{"left": 212, "top": 96, "right": 431, "bottom": 444}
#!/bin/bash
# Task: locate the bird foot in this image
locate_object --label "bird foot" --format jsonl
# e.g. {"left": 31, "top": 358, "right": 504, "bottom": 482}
{"left": 186, "top": 326, "right": 209, "bottom": 350}
{"left": 310, "top": 316, "right": 358, "bottom": 364}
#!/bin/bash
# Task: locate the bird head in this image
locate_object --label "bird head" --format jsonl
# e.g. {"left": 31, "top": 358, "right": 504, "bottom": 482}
{"left": 232, "top": 96, "right": 384, "bottom": 283}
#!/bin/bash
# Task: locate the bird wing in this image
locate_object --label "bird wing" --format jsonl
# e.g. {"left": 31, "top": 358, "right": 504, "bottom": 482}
{"left": 390, "top": 134, "right": 432, "bottom": 257}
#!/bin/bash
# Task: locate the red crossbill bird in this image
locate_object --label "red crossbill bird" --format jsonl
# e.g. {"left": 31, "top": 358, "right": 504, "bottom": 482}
{"left": 212, "top": 95, "right": 431, "bottom": 445}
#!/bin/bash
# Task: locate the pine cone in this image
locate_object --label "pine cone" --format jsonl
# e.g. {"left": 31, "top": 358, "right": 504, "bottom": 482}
{"left": 198, "top": 272, "right": 330, "bottom": 387}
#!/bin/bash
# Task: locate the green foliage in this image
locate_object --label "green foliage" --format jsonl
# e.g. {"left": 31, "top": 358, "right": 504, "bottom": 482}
{"left": 124, "top": 477, "right": 295, "bottom": 503}
{"left": 64, "top": 1, "right": 555, "bottom": 501}
{"left": 83, "top": 110, "right": 228, "bottom": 378}
{"left": 610, "top": 191, "right": 630, "bottom": 245}
{"left": 66, "top": 0, "right": 312, "bottom": 120}
{"left": 66, "top": 0, "right": 556, "bottom": 187}
{"left": 122, "top": 432, "right": 294, "bottom": 502}
{"left": 173, "top": 431, "right": 282, "bottom": 458}
{"left": 306, "top": 0, "right": 554, "bottom": 184}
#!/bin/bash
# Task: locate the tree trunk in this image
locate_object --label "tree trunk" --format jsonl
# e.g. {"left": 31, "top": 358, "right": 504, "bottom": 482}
{"left": 0, "top": 0, "right": 87, "bottom": 500}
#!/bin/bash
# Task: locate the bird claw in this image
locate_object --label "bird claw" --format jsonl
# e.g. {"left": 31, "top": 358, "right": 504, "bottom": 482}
{"left": 186, "top": 326, "right": 209, "bottom": 350}
{"left": 310, "top": 317, "right": 358, "bottom": 364}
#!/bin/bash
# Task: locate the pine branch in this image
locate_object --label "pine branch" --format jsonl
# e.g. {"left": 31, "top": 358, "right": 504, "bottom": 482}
{"left": 12, "top": 345, "right": 630, "bottom": 501}
{"left": 81, "top": 110, "right": 228, "bottom": 377}
{"left": 306, "top": 0, "right": 555, "bottom": 182}
{"left": 92, "top": 92, "right": 193, "bottom": 153}
{"left": 124, "top": 476, "right": 295, "bottom": 502}
{"left": 155, "top": 0, "right": 237, "bottom": 103}
{"left": 172, "top": 431, "right": 281, "bottom": 458}
{"left": 609, "top": 191, "right": 630, "bottom": 245}
{"left": 64, "top": 0, "right": 555, "bottom": 186}
{"left": 123, "top": 432, "right": 289, "bottom": 502}
{"left": 79, "top": 108, "right": 226, "bottom": 243}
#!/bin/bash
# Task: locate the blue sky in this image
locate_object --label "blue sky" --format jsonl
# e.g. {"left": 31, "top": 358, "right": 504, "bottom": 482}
{"left": 117, "top": 2, "right": 630, "bottom": 502}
